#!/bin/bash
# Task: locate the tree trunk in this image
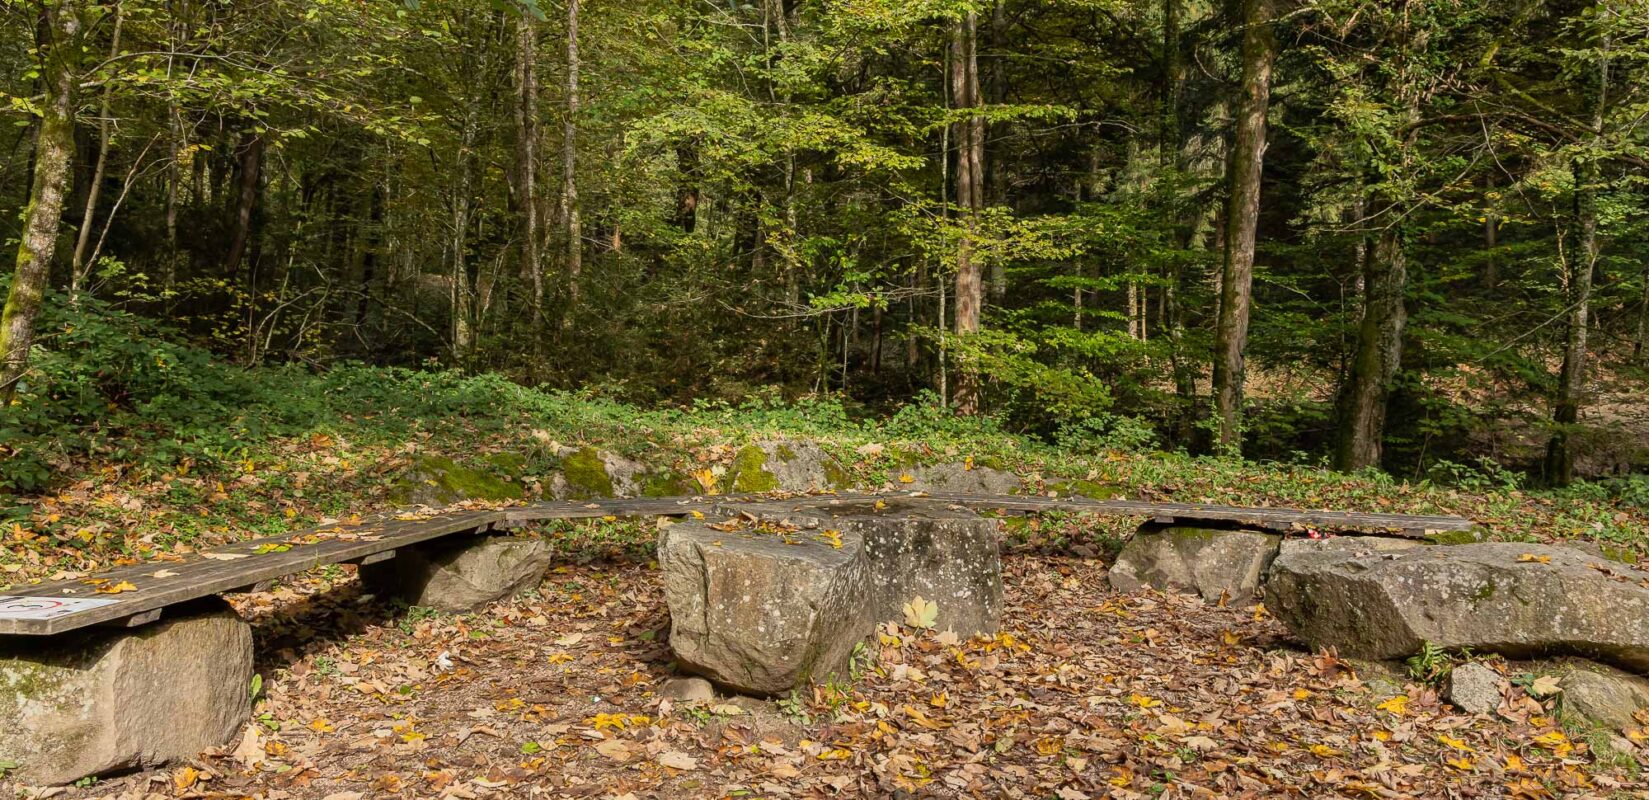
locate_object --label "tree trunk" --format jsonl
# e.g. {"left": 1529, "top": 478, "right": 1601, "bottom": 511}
{"left": 1544, "top": 5, "right": 1610, "bottom": 487}
{"left": 1333, "top": 221, "right": 1406, "bottom": 471}
{"left": 1210, "top": 0, "right": 1277, "bottom": 452}
{"left": 985, "top": 0, "right": 1007, "bottom": 302}
{"left": 223, "top": 133, "right": 263, "bottom": 279}
{"left": 70, "top": 2, "right": 121, "bottom": 295}
{"left": 951, "top": 11, "right": 985, "bottom": 415}
{"left": 513, "top": 12, "right": 543, "bottom": 325}
{"left": 0, "top": 1, "right": 81, "bottom": 404}
{"left": 563, "top": 0, "right": 582, "bottom": 308}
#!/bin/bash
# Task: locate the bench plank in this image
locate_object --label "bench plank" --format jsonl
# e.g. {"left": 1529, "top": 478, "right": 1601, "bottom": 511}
{"left": 0, "top": 492, "right": 1473, "bottom": 636}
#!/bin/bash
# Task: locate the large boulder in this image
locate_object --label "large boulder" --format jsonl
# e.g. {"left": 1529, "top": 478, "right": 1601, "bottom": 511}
{"left": 727, "top": 440, "right": 851, "bottom": 494}
{"left": 368, "top": 535, "right": 554, "bottom": 612}
{"left": 897, "top": 462, "right": 1022, "bottom": 495}
{"left": 1264, "top": 541, "right": 1649, "bottom": 672}
{"left": 0, "top": 600, "right": 252, "bottom": 785}
{"left": 658, "top": 522, "right": 873, "bottom": 696}
{"left": 724, "top": 498, "right": 1004, "bottom": 636}
{"left": 1107, "top": 525, "right": 1282, "bottom": 603}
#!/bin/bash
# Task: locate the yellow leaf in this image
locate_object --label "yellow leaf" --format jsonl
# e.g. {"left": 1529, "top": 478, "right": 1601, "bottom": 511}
{"left": 1437, "top": 734, "right": 1476, "bottom": 753}
{"left": 1221, "top": 629, "right": 1242, "bottom": 647}
{"left": 1292, "top": 688, "right": 1313, "bottom": 701}
{"left": 1377, "top": 695, "right": 1409, "bottom": 716}
{"left": 173, "top": 766, "right": 200, "bottom": 791}
{"left": 1447, "top": 756, "right": 1475, "bottom": 771}
{"left": 1251, "top": 603, "right": 1269, "bottom": 621}
{"left": 96, "top": 581, "right": 137, "bottom": 594}
{"left": 1517, "top": 553, "right": 1552, "bottom": 564}
{"left": 1129, "top": 694, "right": 1161, "bottom": 709}
{"left": 902, "top": 596, "right": 939, "bottom": 629}
{"left": 1504, "top": 753, "right": 1525, "bottom": 772}
{"left": 1309, "top": 744, "right": 1342, "bottom": 758}
{"left": 309, "top": 718, "right": 335, "bottom": 733}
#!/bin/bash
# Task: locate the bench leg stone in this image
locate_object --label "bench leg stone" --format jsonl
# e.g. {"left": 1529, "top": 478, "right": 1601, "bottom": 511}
{"left": 1108, "top": 524, "right": 1281, "bottom": 603}
{"left": 659, "top": 522, "right": 873, "bottom": 696}
{"left": 0, "top": 599, "right": 252, "bottom": 786}
{"left": 365, "top": 535, "right": 554, "bottom": 613}
{"left": 715, "top": 498, "right": 1005, "bottom": 637}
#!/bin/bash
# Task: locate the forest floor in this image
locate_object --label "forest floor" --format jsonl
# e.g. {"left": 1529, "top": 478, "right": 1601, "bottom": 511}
{"left": 11, "top": 525, "right": 1643, "bottom": 800}
{"left": 5, "top": 370, "right": 1649, "bottom": 798}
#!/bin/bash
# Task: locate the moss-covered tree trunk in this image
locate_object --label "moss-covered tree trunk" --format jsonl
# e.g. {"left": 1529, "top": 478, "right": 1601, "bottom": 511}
{"left": 1210, "top": 0, "right": 1277, "bottom": 452}
{"left": 951, "top": 11, "right": 985, "bottom": 415}
{"left": 1333, "top": 221, "right": 1406, "bottom": 471}
{"left": 0, "top": 1, "right": 82, "bottom": 405}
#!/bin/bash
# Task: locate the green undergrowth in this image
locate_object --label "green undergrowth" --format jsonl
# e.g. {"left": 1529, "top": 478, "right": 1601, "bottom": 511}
{"left": 1, "top": 309, "right": 1646, "bottom": 583}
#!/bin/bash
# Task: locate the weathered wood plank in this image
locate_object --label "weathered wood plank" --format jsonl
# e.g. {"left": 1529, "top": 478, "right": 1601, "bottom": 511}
{"left": 0, "top": 492, "right": 1474, "bottom": 636}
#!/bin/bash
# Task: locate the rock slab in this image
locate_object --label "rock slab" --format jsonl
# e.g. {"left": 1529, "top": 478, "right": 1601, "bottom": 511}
{"left": 374, "top": 535, "right": 554, "bottom": 612}
{"left": 1265, "top": 541, "right": 1649, "bottom": 671}
{"left": 1108, "top": 525, "right": 1282, "bottom": 603}
{"left": 658, "top": 522, "right": 873, "bottom": 696}
{"left": 1560, "top": 664, "right": 1649, "bottom": 732}
{"left": 0, "top": 600, "right": 252, "bottom": 785}
{"left": 725, "top": 498, "right": 1004, "bottom": 636}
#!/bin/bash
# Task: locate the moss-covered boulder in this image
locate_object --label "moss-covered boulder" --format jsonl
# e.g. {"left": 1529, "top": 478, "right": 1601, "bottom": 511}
{"left": 391, "top": 455, "right": 525, "bottom": 507}
{"left": 545, "top": 445, "right": 665, "bottom": 499}
{"left": 727, "top": 440, "right": 850, "bottom": 494}
{"left": 0, "top": 600, "right": 252, "bottom": 785}
{"left": 1108, "top": 524, "right": 1282, "bottom": 603}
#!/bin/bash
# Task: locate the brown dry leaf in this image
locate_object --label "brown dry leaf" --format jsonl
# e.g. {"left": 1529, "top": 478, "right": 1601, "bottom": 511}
{"left": 595, "top": 738, "right": 634, "bottom": 762}
{"left": 656, "top": 750, "right": 698, "bottom": 770}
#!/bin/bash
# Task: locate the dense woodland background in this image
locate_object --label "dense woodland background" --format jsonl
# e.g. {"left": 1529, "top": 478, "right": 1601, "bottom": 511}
{"left": 2, "top": 0, "right": 1647, "bottom": 497}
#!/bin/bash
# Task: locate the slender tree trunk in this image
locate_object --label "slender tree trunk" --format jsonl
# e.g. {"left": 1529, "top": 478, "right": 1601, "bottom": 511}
{"left": 1482, "top": 171, "right": 1499, "bottom": 289}
{"left": 1210, "top": 0, "right": 1277, "bottom": 452}
{"left": 1333, "top": 220, "right": 1406, "bottom": 471}
{"left": 513, "top": 13, "right": 543, "bottom": 326}
{"left": 70, "top": 3, "right": 120, "bottom": 295}
{"left": 1544, "top": 5, "right": 1610, "bottom": 487}
{"left": 1635, "top": 263, "right": 1648, "bottom": 363}
{"left": 0, "top": 1, "right": 81, "bottom": 404}
{"left": 951, "top": 11, "right": 985, "bottom": 415}
{"left": 563, "top": 0, "right": 582, "bottom": 308}
{"left": 223, "top": 133, "right": 263, "bottom": 279}
{"left": 985, "top": 0, "right": 1008, "bottom": 302}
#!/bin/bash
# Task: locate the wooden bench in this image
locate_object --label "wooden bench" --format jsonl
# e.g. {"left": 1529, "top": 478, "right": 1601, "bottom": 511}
{"left": 0, "top": 492, "right": 1476, "bottom": 636}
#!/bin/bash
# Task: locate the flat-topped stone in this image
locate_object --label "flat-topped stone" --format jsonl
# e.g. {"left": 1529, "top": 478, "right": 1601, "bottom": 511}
{"left": 658, "top": 522, "right": 872, "bottom": 696}
{"left": 1108, "top": 525, "right": 1281, "bottom": 603}
{"left": 1265, "top": 541, "right": 1649, "bottom": 672}
{"left": 0, "top": 600, "right": 252, "bottom": 785}
{"left": 721, "top": 498, "right": 1003, "bottom": 636}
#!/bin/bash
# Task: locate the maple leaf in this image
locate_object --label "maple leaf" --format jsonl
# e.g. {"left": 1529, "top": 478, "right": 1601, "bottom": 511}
{"left": 95, "top": 580, "right": 136, "bottom": 594}
{"left": 903, "top": 596, "right": 939, "bottom": 629}
{"left": 1516, "top": 553, "right": 1552, "bottom": 564}
{"left": 1129, "top": 694, "right": 1161, "bottom": 709}
{"left": 1376, "top": 695, "right": 1409, "bottom": 716}
{"left": 1447, "top": 756, "right": 1476, "bottom": 771}
{"left": 173, "top": 766, "right": 201, "bottom": 791}
{"left": 898, "top": 473, "right": 916, "bottom": 484}
{"left": 1308, "top": 743, "right": 1342, "bottom": 758}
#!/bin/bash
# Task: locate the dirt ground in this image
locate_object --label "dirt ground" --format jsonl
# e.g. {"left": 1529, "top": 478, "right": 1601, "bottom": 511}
{"left": 11, "top": 535, "right": 1648, "bottom": 800}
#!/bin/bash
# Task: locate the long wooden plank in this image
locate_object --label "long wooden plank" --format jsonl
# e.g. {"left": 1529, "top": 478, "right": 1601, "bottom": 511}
{"left": 0, "top": 492, "right": 1474, "bottom": 636}
{"left": 917, "top": 493, "right": 1476, "bottom": 533}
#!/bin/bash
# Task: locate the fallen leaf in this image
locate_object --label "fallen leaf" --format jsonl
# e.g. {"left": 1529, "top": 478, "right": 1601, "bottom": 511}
{"left": 903, "top": 596, "right": 939, "bottom": 629}
{"left": 656, "top": 751, "right": 698, "bottom": 770}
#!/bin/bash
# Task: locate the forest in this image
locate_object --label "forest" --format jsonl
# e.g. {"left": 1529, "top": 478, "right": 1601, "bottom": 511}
{"left": 1, "top": 0, "right": 1647, "bottom": 492}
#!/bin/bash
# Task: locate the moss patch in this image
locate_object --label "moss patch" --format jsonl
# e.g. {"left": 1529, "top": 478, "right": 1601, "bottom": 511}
{"left": 392, "top": 455, "right": 524, "bottom": 505}
{"left": 1048, "top": 479, "right": 1122, "bottom": 500}
{"left": 562, "top": 447, "right": 615, "bottom": 499}
{"left": 1426, "top": 527, "right": 1490, "bottom": 546}
{"left": 730, "top": 445, "right": 780, "bottom": 493}
{"left": 642, "top": 470, "right": 696, "bottom": 497}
